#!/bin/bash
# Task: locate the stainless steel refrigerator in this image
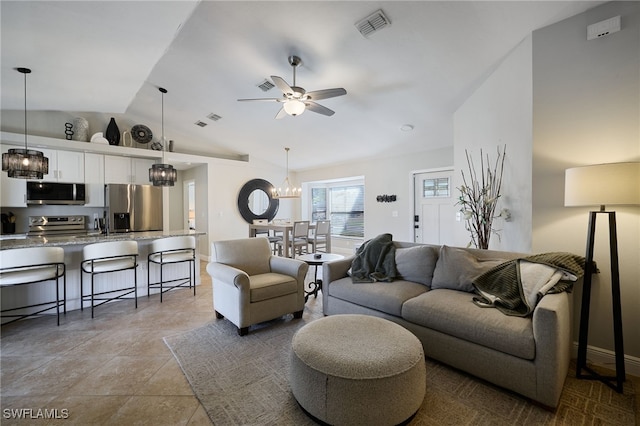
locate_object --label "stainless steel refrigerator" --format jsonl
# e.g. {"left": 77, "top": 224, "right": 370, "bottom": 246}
{"left": 105, "top": 184, "right": 163, "bottom": 233}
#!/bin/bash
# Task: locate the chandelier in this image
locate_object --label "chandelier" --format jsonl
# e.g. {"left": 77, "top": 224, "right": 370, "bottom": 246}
{"left": 272, "top": 147, "right": 301, "bottom": 199}
{"left": 149, "top": 87, "right": 177, "bottom": 186}
{"left": 2, "top": 68, "right": 49, "bottom": 179}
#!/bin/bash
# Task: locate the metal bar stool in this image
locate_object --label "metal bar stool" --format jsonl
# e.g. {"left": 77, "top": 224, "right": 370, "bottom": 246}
{"left": 147, "top": 236, "right": 196, "bottom": 302}
{"left": 0, "top": 247, "right": 66, "bottom": 326}
{"left": 80, "top": 240, "right": 138, "bottom": 318}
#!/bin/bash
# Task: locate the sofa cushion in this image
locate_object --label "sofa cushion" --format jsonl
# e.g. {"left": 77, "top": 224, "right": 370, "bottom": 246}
{"left": 249, "top": 272, "right": 298, "bottom": 302}
{"left": 431, "top": 246, "right": 507, "bottom": 292}
{"left": 402, "top": 289, "right": 534, "bottom": 359}
{"left": 395, "top": 245, "right": 438, "bottom": 287}
{"left": 328, "top": 277, "right": 428, "bottom": 317}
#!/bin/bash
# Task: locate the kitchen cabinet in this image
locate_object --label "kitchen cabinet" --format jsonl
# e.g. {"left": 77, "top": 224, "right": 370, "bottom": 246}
{"left": 84, "top": 153, "right": 105, "bottom": 207}
{"left": 1, "top": 169, "right": 27, "bottom": 207}
{"left": 104, "top": 155, "right": 155, "bottom": 185}
{"left": 0, "top": 144, "right": 27, "bottom": 207}
{"left": 39, "top": 148, "right": 85, "bottom": 182}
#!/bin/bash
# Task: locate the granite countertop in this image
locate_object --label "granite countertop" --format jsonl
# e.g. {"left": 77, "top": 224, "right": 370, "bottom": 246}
{"left": 0, "top": 230, "right": 206, "bottom": 250}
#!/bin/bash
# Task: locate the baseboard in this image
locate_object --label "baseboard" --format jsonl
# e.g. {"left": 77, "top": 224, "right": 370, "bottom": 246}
{"left": 572, "top": 342, "right": 640, "bottom": 378}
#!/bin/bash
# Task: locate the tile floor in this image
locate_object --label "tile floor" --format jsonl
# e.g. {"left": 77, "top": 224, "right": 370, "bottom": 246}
{"left": 1, "top": 261, "right": 296, "bottom": 425}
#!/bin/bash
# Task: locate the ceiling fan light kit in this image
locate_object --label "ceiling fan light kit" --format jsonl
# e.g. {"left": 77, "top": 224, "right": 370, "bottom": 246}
{"left": 238, "top": 55, "right": 346, "bottom": 118}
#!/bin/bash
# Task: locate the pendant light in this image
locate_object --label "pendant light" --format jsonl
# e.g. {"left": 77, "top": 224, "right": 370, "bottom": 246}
{"left": 2, "top": 67, "right": 49, "bottom": 179}
{"left": 149, "top": 87, "right": 177, "bottom": 186}
{"left": 272, "top": 147, "right": 301, "bottom": 199}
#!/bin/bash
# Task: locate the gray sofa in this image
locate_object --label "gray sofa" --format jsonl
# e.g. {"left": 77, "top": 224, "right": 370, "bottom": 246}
{"left": 322, "top": 241, "right": 574, "bottom": 408}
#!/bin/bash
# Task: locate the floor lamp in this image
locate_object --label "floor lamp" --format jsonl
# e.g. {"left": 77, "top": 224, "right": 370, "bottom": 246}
{"left": 564, "top": 162, "right": 640, "bottom": 393}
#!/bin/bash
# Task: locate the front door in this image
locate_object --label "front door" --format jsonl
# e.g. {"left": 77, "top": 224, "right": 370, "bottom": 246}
{"left": 413, "top": 170, "right": 456, "bottom": 245}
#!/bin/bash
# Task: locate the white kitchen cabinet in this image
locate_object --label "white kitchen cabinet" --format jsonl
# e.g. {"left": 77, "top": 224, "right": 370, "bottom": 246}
{"left": 0, "top": 144, "right": 27, "bottom": 207}
{"left": 84, "top": 153, "right": 105, "bottom": 207}
{"left": 0, "top": 169, "right": 27, "bottom": 207}
{"left": 104, "top": 155, "right": 155, "bottom": 185}
{"left": 132, "top": 158, "right": 155, "bottom": 184}
{"left": 39, "top": 148, "right": 85, "bottom": 182}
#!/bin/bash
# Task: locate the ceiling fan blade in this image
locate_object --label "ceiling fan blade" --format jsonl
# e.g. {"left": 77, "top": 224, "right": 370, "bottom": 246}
{"left": 305, "top": 88, "right": 347, "bottom": 101}
{"left": 305, "top": 101, "right": 335, "bottom": 116}
{"left": 271, "top": 75, "right": 293, "bottom": 95}
{"left": 237, "top": 98, "right": 282, "bottom": 102}
{"left": 275, "top": 107, "right": 288, "bottom": 119}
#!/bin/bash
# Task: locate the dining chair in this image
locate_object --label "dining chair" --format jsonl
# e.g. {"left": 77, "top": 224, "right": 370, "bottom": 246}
{"left": 253, "top": 219, "right": 281, "bottom": 255}
{"left": 309, "top": 220, "right": 331, "bottom": 253}
{"left": 276, "top": 220, "right": 309, "bottom": 258}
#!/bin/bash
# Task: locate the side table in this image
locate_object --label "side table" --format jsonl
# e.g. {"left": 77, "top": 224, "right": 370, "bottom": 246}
{"left": 297, "top": 253, "right": 345, "bottom": 302}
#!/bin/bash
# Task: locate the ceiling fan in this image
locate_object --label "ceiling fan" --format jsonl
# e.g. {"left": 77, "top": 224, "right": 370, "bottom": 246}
{"left": 238, "top": 55, "right": 347, "bottom": 119}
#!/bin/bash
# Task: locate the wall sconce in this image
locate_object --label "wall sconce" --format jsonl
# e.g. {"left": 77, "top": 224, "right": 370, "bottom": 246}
{"left": 376, "top": 195, "right": 397, "bottom": 203}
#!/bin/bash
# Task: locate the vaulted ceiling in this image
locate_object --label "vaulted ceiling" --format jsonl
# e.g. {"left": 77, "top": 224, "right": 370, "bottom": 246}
{"left": 1, "top": 1, "right": 602, "bottom": 170}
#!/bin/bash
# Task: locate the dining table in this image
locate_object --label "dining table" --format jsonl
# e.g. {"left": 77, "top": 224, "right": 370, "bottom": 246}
{"left": 248, "top": 222, "right": 317, "bottom": 258}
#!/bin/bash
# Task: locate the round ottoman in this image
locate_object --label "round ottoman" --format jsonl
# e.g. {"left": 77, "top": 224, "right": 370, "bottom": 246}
{"left": 290, "top": 314, "right": 426, "bottom": 425}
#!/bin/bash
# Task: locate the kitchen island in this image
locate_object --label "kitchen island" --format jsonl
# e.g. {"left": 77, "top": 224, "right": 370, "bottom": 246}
{"left": 0, "top": 230, "right": 206, "bottom": 320}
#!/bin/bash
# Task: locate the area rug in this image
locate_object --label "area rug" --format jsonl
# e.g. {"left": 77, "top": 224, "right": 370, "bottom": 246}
{"left": 164, "top": 302, "right": 637, "bottom": 426}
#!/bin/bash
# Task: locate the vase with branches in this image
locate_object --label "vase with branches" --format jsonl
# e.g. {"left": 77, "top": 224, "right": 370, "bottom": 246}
{"left": 456, "top": 146, "right": 506, "bottom": 249}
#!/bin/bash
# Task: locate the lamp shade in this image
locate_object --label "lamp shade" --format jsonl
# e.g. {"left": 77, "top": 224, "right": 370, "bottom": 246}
{"left": 564, "top": 162, "right": 640, "bottom": 207}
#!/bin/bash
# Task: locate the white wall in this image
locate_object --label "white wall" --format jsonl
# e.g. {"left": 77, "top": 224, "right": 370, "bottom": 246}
{"left": 296, "top": 146, "right": 453, "bottom": 248}
{"left": 532, "top": 1, "right": 640, "bottom": 359}
{"left": 453, "top": 36, "right": 533, "bottom": 253}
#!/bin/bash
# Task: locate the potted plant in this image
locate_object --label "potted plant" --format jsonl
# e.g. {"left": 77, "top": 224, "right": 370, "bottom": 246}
{"left": 456, "top": 146, "right": 506, "bottom": 249}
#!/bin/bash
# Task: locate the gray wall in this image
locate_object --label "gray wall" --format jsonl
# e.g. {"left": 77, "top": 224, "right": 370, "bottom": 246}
{"left": 532, "top": 2, "right": 640, "bottom": 359}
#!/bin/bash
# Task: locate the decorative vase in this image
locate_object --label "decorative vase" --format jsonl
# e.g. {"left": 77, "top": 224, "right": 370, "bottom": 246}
{"left": 168, "top": 140, "right": 174, "bottom": 152}
{"left": 72, "top": 117, "right": 89, "bottom": 142}
{"left": 105, "top": 117, "right": 120, "bottom": 146}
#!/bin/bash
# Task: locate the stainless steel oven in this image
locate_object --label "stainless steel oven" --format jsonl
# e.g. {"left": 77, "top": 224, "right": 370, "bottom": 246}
{"left": 27, "top": 215, "right": 87, "bottom": 237}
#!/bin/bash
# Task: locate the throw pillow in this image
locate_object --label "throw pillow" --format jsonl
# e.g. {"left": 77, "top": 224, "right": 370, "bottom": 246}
{"left": 431, "top": 245, "right": 506, "bottom": 292}
{"left": 395, "top": 245, "right": 438, "bottom": 287}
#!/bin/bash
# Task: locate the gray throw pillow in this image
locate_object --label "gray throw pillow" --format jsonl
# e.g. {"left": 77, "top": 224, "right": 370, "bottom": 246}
{"left": 395, "top": 245, "right": 438, "bottom": 287}
{"left": 431, "top": 245, "right": 506, "bottom": 292}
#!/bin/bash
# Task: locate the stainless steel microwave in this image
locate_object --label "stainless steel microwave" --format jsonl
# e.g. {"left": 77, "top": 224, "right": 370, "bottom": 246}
{"left": 26, "top": 182, "right": 86, "bottom": 205}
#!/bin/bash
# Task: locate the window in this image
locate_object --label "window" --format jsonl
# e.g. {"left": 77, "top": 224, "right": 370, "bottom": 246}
{"left": 311, "top": 187, "right": 326, "bottom": 221}
{"left": 422, "top": 177, "right": 450, "bottom": 198}
{"left": 309, "top": 180, "right": 364, "bottom": 238}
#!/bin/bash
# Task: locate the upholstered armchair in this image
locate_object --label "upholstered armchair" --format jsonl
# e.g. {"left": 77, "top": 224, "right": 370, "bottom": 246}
{"left": 207, "top": 238, "right": 308, "bottom": 335}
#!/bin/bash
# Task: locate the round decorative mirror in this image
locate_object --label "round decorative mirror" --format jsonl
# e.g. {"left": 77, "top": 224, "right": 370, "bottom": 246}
{"left": 238, "top": 179, "right": 279, "bottom": 223}
{"left": 247, "top": 189, "right": 270, "bottom": 215}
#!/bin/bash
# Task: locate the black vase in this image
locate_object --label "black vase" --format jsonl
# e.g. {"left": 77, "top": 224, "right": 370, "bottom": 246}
{"left": 106, "top": 117, "right": 120, "bottom": 146}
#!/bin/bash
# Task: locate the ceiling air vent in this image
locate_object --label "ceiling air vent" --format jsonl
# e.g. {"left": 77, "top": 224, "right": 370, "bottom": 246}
{"left": 258, "top": 79, "right": 275, "bottom": 92}
{"left": 355, "top": 9, "right": 390, "bottom": 38}
{"left": 207, "top": 113, "right": 222, "bottom": 121}
{"left": 194, "top": 120, "right": 207, "bottom": 127}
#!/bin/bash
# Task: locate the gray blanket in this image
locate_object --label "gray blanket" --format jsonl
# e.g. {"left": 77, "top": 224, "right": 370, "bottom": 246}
{"left": 351, "top": 233, "right": 397, "bottom": 283}
{"left": 472, "top": 252, "right": 585, "bottom": 317}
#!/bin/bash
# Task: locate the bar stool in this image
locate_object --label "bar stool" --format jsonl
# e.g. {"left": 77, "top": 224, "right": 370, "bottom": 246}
{"left": 80, "top": 240, "right": 138, "bottom": 318}
{"left": 147, "top": 236, "right": 196, "bottom": 302}
{"left": 0, "top": 247, "right": 66, "bottom": 326}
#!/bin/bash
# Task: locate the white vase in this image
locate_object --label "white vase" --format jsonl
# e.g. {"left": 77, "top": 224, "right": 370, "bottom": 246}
{"left": 72, "top": 117, "right": 89, "bottom": 142}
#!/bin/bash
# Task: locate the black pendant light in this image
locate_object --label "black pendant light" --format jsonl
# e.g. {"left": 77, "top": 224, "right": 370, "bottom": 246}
{"left": 2, "top": 68, "right": 49, "bottom": 179}
{"left": 149, "top": 87, "right": 177, "bottom": 186}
